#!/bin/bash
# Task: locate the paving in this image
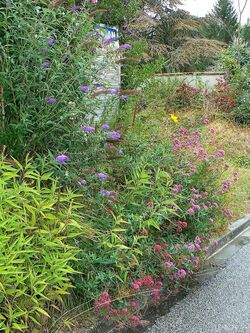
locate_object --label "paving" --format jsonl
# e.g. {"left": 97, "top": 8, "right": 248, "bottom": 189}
{"left": 146, "top": 226, "right": 250, "bottom": 333}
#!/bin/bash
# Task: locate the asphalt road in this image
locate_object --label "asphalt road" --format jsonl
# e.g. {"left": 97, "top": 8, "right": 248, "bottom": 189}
{"left": 147, "top": 231, "right": 250, "bottom": 333}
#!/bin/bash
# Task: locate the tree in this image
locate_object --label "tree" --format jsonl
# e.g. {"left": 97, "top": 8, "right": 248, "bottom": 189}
{"left": 241, "top": 23, "right": 250, "bottom": 45}
{"left": 94, "top": 0, "right": 223, "bottom": 72}
{"left": 203, "top": 0, "right": 238, "bottom": 44}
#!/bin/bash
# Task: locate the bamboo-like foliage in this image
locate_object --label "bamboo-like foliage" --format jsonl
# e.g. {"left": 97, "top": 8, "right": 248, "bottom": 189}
{"left": 0, "top": 155, "right": 91, "bottom": 332}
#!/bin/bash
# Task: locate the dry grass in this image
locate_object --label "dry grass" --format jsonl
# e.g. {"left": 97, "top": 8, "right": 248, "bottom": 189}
{"left": 169, "top": 110, "right": 250, "bottom": 220}
{"left": 205, "top": 119, "right": 250, "bottom": 220}
{"left": 205, "top": 120, "right": 250, "bottom": 159}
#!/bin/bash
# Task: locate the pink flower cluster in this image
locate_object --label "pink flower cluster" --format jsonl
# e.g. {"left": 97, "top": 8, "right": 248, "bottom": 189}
{"left": 95, "top": 292, "right": 142, "bottom": 327}
{"left": 222, "top": 207, "right": 234, "bottom": 219}
{"left": 173, "top": 184, "right": 183, "bottom": 193}
{"left": 172, "top": 128, "right": 209, "bottom": 166}
{"left": 177, "top": 221, "right": 188, "bottom": 233}
{"left": 95, "top": 291, "right": 111, "bottom": 311}
{"left": 131, "top": 275, "right": 155, "bottom": 291}
{"left": 220, "top": 179, "right": 231, "bottom": 193}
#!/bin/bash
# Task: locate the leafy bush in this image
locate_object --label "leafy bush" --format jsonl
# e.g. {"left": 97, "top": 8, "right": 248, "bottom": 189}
{"left": 59, "top": 99, "right": 234, "bottom": 306}
{"left": 0, "top": 0, "right": 113, "bottom": 158}
{"left": 215, "top": 43, "right": 250, "bottom": 125}
{"left": 174, "top": 83, "right": 202, "bottom": 109}
{"left": 0, "top": 156, "right": 84, "bottom": 332}
{"left": 208, "top": 79, "right": 238, "bottom": 113}
{"left": 232, "top": 90, "right": 250, "bottom": 125}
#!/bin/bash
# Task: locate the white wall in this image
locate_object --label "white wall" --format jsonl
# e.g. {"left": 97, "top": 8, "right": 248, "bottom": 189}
{"left": 155, "top": 72, "right": 226, "bottom": 89}
{"left": 93, "top": 25, "right": 120, "bottom": 122}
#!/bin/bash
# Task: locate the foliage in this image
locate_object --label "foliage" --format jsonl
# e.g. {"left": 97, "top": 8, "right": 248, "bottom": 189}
{"left": 0, "top": 155, "right": 84, "bottom": 332}
{"left": 241, "top": 24, "right": 250, "bottom": 45}
{"left": 174, "top": 83, "right": 201, "bottom": 108}
{"left": 0, "top": 0, "right": 114, "bottom": 159}
{"left": 215, "top": 43, "right": 250, "bottom": 124}
{"left": 0, "top": 1, "right": 248, "bottom": 331}
{"left": 152, "top": 10, "right": 223, "bottom": 71}
{"left": 202, "top": 0, "right": 238, "bottom": 44}
{"left": 94, "top": 1, "right": 222, "bottom": 72}
{"left": 59, "top": 79, "right": 236, "bottom": 309}
{"left": 232, "top": 90, "right": 250, "bottom": 125}
{"left": 121, "top": 40, "right": 165, "bottom": 88}
{"left": 208, "top": 79, "right": 238, "bottom": 113}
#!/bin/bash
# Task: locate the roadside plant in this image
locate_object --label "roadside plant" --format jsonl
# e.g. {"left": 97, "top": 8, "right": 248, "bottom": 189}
{"left": 0, "top": 0, "right": 116, "bottom": 158}
{"left": 0, "top": 155, "right": 85, "bottom": 332}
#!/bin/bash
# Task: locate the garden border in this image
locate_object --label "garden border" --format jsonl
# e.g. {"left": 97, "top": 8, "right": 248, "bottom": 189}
{"left": 58, "top": 214, "right": 250, "bottom": 333}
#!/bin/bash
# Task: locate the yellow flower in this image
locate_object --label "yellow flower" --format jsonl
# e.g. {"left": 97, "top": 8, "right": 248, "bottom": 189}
{"left": 170, "top": 114, "right": 178, "bottom": 123}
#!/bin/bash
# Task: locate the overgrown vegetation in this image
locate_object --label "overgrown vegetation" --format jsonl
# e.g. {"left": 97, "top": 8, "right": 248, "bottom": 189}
{"left": 0, "top": 0, "right": 249, "bottom": 332}
{"left": 0, "top": 155, "right": 88, "bottom": 332}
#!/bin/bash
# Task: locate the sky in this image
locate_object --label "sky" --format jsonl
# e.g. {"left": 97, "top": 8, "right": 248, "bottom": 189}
{"left": 180, "top": 0, "right": 250, "bottom": 24}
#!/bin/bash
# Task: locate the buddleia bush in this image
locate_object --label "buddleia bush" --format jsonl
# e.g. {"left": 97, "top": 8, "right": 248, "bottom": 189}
{"left": 0, "top": 0, "right": 106, "bottom": 159}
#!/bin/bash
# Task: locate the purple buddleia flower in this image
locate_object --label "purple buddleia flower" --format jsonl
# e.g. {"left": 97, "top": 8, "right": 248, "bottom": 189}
{"left": 80, "top": 86, "right": 91, "bottom": 92}
{"left": 42, "top": 60, "right": 51, "bottom": 68}
{"left": 71, "top": 5, "right": 81, "bottom": 11}
{"left": 106, "top": 131, "right": 121, "bottom": 141}
{"left": 78, "top": 179, "right": 87, "bottom": 185}
{"left": 104, "top": 38, "right": 112, "bottom": 46}
{"left": 120, "top": 44, "right": 132, "bottom": 50}
{"left": 47, "top": 98, "right": 57, "bottom": 104}
{"left": 101, "top": 124, "right": 110, "bottom": 130}
{"left": 100, "top": 189, "right": 114, "bottom": 197}
{"left": 110, "top": 88, "right": 119, "bottom": 95}
{"left": 47, "top": 38, "right": 55, "bottom": 46}
{"left": 56, "top": 154, "right": 69, "bottom": 164}
{"left": 98, "top": 173, "right": 108, "bottom": 180}
{"left": 93, "top": 82, "right": 103, "bottom": 88}
{"left": 80, "top": 125, "right": 95, "bottom": 132}
{"left": 104, "top": 37, "right": 118, "bottom": 46}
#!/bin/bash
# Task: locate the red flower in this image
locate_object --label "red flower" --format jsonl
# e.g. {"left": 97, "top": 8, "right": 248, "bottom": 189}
{"left": 155, "top": 281, "right": 163, "bottom": 288}
{"left": 130, "top": 301, "right": 137, "bottom": 309}
{"left": 142, "top": 275, "right": 154, "bottom": 287}
{"left": 101, "top": 292, "right": 109, "bottom": 298}
{"left": 121, "top": 308, "right": 129, "bottom": 315}
{"left": 130, "top": 315, "right": 141, "bottom": 327}
{"left": 153, "top": 244, "right": 162, "bottom": 251}
{"left": 179, "top": 221, "right": 188, "bottom": 228}
{"left": 147, "top": 201, "right": 154, "bottom": 207}
{"left": 139, "top": 229, "right": 148, "bottom": 236}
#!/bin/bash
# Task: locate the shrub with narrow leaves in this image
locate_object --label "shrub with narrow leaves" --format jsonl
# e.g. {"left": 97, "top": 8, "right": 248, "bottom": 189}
{"left": 0, "top": 156, "right": 84, "bottom": 332}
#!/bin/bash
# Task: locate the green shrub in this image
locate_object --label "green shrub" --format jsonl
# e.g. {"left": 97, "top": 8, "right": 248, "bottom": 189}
{"left": 0, "top": 0, "right": 108, "bottom": 159}
{"left": 215, "top": 43, "right": 250, "bottom": 125}
{"left": 0, "top": 156, "right": 84, "bottom": 332}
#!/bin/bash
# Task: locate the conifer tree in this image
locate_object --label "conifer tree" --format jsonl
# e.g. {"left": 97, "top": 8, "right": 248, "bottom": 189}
{"left": 204, "top": 0, "right": 238, "bottom": 43}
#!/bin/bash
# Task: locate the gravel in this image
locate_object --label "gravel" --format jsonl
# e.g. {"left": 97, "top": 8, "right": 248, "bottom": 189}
{"left": 147, "top": 241, "right": 250, "bottom": 333}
